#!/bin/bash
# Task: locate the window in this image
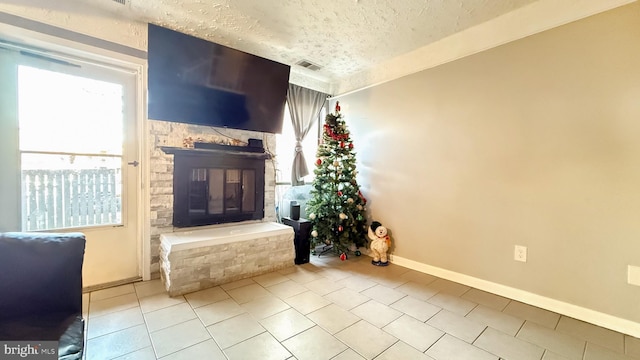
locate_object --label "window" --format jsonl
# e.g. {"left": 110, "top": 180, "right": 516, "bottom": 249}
{"left": 275, "top": 102, "right": 324, "bottom": 184}
{"left": 0, "top": 45, "right": 138, "bottom": 232}
{"left": 18, "top": 66, "right": 125, "bottom": 231}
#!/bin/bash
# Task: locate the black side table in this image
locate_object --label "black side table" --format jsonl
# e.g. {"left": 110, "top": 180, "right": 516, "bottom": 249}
{"left": 282, "top": 217, "right": 311, "bottom": 264}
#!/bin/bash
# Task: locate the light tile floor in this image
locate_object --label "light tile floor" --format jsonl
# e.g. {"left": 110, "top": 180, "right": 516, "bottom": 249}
{"left": 82, "top": 254, "right": 640, "bottom": 360}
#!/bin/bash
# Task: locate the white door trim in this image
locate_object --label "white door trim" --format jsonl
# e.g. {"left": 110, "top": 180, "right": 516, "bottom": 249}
{"left": 137, "top": 62, "right": 151, "bottom": 281}
{"left": 0, "top": 21, "right": 151, "bottom": 282}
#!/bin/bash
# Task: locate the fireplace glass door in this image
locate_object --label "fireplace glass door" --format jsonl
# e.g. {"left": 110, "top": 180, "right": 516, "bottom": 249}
{"left": 188, "top": 168, "right": 256, "bottom": 218}
{"left": 170, "top": 149, "right": 266, "bottom": 227}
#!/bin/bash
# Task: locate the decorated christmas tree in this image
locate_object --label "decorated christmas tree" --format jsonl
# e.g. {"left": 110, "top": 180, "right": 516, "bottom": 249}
{"left": 306, "top": 101, "right": 368, "bottom": 259}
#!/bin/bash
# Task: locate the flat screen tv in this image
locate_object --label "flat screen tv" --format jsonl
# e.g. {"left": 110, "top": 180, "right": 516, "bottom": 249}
{"left": 147, "top": 24, "right": 290, "bottom": 134}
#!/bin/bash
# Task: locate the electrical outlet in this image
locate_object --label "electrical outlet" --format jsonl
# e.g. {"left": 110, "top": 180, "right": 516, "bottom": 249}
{"left": 514, "top": 245, "right": 527, "bottom": 262}
{"left": 628, "top": 265, "right": 640, "bottom": 286}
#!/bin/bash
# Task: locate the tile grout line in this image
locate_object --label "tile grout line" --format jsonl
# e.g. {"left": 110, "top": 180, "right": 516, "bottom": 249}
{"left": 471, "top": 325, "right": 489, "bottom": 345}
{"left": 375, "top": 339, "right": 401, "bottom": 359}
{"left": 156, "top": 338, "right": 217, "bottom": 360}
{"left": 134, "top": 287, "right": 158, "bottom": 360}
{"left": 514, "top": 318, "right": 527, "bottom": 338}
{"left": 423, "top": 332, "right": 447, "bottom": 356}
{"left": 86, "top": 258, "right": 640, "bottom": 360}
{"left": 186, "top": 290, "right": 231, "bottom": 360}
{"left": 540, "top": 349, "right": 549, "bottom": 360}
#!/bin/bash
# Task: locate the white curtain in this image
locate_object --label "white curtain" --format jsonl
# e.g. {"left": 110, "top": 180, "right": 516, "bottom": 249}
{"left": 286, "top": 84, "right": 327, "bottom": 186}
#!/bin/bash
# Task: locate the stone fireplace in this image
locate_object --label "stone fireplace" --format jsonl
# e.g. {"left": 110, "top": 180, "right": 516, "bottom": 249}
{"left": 148, "top": 120, "right": 277, "bottom": 276}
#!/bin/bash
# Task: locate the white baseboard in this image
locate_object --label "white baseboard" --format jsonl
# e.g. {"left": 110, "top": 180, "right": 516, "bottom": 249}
{"left": 389, "top": 254, "right": 640, "bottom": 338}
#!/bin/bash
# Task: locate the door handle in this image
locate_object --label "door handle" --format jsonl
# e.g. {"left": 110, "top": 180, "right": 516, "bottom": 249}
{"left": 127, "top": 160, "right": 139, "bottom": 167}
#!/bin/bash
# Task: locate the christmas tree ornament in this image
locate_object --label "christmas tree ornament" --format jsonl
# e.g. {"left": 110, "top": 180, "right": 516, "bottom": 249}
{"left": 340, "top": 141, "right": 345, "bottom": 148}
{"left": 339, "top": 252, "right": 347, "bottom": 261}
{"left": 311, "top": 230, "right": 318, "bottom": 237}
{"left": 338, "top": 225, "right": 344, "bottom": 232}
{"left": 347, "top": 198, "right": 354, "bottom": 204}
{"left": 349, "top": 143, "right": 354, "bottom": 149}
{"left": 358, "top": 190, "right": 367, "bottom": 204}
{"left": 316, "top": 158, "right": 322, "bottom": 166}
{"left": 309, "top": 213, "right": 316, "bottom": 220}
{"left": 333, "top": 160, "right": 339, "bottom": 167}
{"left": 339, "top": 213, "right": 347, "bottom": 220}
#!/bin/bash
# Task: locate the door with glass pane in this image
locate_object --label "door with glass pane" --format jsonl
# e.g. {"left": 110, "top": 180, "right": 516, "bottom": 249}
{"left": 0, "top": 46, "right": 140, "bottom": 288}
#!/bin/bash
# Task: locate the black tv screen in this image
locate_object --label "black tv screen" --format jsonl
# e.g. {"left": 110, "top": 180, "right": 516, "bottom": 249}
{"left": 147, "top": 24, "right": 290, "bottom": 134}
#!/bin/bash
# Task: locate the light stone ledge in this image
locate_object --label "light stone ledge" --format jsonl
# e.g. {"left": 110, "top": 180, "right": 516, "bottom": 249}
{"left": 159, "top": 223, "right": 294, "bottom": 296}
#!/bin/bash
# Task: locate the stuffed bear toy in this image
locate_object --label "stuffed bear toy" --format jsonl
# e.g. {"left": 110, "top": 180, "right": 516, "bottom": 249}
{"left": 368, "top": 221, "right": 391, "bottom": 266}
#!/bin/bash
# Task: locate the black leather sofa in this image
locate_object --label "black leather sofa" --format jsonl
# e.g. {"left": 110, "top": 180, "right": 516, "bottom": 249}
{"left": 0, "top": 232, "right": 86, "bottom": 360}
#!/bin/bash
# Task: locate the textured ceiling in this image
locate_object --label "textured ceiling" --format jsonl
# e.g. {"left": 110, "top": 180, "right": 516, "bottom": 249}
{"left": 83, "top": 0, "right": 539, "bottom": 87}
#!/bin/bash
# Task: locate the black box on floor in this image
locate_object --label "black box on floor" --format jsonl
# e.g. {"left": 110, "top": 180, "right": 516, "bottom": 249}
{"left": 282, "top": 217, "right": 311, "bottom": 264}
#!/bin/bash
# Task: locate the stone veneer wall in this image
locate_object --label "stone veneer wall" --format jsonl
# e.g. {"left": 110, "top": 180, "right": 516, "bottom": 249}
{"left": 148, "top": 119, "right": 278, "bottom": 276}
{"left": 159, "top": 231, "right": 294, "bottom": 296}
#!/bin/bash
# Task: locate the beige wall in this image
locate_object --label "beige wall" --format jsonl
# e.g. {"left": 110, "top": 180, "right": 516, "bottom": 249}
{"left": 340, "top": 3, "right": 640, "bottom": 326}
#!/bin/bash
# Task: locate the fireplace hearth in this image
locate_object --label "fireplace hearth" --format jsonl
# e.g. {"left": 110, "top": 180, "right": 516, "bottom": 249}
{"left": 161, "top": 145, "right": 270, "bottom": 227}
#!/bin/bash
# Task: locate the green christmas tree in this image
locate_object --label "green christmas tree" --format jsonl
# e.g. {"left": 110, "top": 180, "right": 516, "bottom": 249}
{"left": 306, "top": 101, "right": 368, "bottom": 259}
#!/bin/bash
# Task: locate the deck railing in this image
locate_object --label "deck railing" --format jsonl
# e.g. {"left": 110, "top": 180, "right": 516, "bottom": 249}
{"left": 21, "top": 168, "right": 122, "bottom": 231}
